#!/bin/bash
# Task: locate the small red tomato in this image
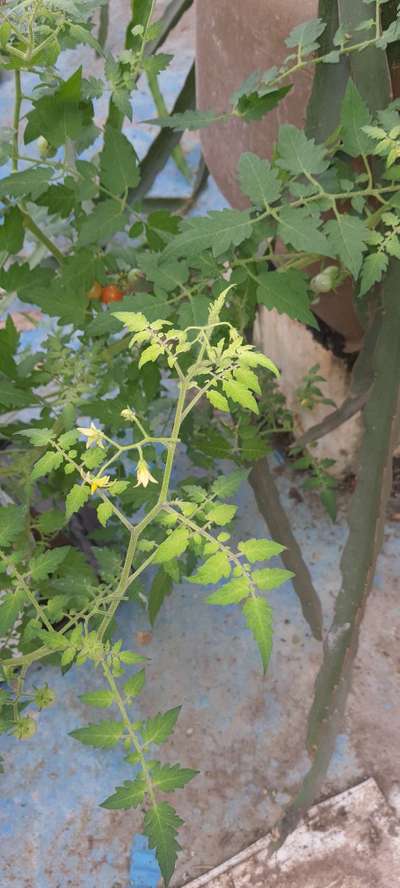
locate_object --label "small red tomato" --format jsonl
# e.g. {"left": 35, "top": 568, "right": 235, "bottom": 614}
{"left": 101, "top": 284, "right": 124, "bottom": 304}
{"left": 87, "top": 281, "right": 102, "bottom": 301}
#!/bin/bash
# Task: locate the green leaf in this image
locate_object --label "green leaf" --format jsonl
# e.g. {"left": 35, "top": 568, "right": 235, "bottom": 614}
{"left": 143, "top": 801, "right": 183, "bottom": 887}
{"left": 151, "top": 762, "right": 198, "bottom": 793}
{"left": 30, "top": 546, "right": 70, "bottom": 582}
{"left": 0, "top": 167, "right": 52, "bottom": 200}
{"left": 112, "top": 311, "right": 148, "bottom": 332}
{"left": 257, "top": 269, "right": 317, "bottom": 328}
{"left": 148, "top": 569, "right": 173, "bottom": 626}
{"left": 100, "top": 127, "right": 140, "bottom": 195}
{"left": 153, "top": 528, "right": 189, "bottom": 564}
{"left": 78, "top": 200, "right": 129, "bottom": 246}
{"left": 123, "top": 669, "right": 145, "bottom": 698}
{"left": 238, "top": 153, "right": 282, "bottom": 207}
{"left": 36, "top": 184, "right": 76, "bottom": 219}
{"left": 212, "top": 469, "right": 248, "bottom": 498}
{"left": 0, "top": 505, "right": 26, "bottom": 546}
{"left": 139, "top": 343, "right": 163, "bottom": 368}
{"left": 0, "top": 588, "right": 25, "bottom": 636}
{"left": 243, "top": 597, "right": 273, "bottom": 672}
{"left": 18, "top": 428, "right": 55, "bottom": 447}
{"left": 340, "top": 79, "right": 374, "bottom": 158}
{"left": 58, "top": 430, "right": 79, "bottom": 448}
{"left": 0, "top": 381, "right": 38, "bottom": 409}
{"left": 206, "top": 389, "right": 230, "bottom": 412}
{"left": 206, "top": 504, "right": 237, "bottom": 526}
{"left": 188, "top": 551, "right": 231, "bottom": 584}
{"left": 164, "top": 209, "right": 252, "bottom": 259}
{"left": 65, "top": 484, "right": 91, "bottom": 520}
{"left": 325, "top": 215, "right": 370, "bottom": 278}
{"left": 31, "top": 450, "right": 63, "bottom": 481}
{"left": 126, "top": 0, "right": 153, "bottom": 50}
{"left": 36, "top": 509, "right": 65, "bottom": 535}
{"left": 359, "top": 252, "right": 388, "bottom": 297}
{"left": 119, "top": 650, "right": 147, "bottom": 665}
{"left": 252, "top": 567, "right": 294, "bottom": 590}
{"left": 97, "top": 501, "right": 113, "bottom": 527}
{"left": 320, "top": 487, "right": 337, "bottom": 521}
{"left": 0, "top": 207, "right": 24, "bottom": 253}
{"left": 206, "top": 576, "right": 251, "bottom": 605}
{"left": 101, "top": 775, "right": 146, "bottom": 810}
{"left": 285, "top": 17, "right": 326, "bottom": 55}
{"left": 222, "top": 379, "right": 258, "bottom": 414}
{"left": 235, "top": 86, "right": 292, "bottom": 121}
{"left": 276, "top": 124, "right": 329, "bottom": 176}
{"left": 24, "top": 69, "right": 96, "bottom": 149}
{"left": 238, "top": 538, "right": 286, "bottom": 562}
{"left": 277, "top": 206, "right": 332, "bottom": 257}
{"left": 69, "top": 720, "right": 124, "bottom": 748}
{"left": 142, "top": 706, "right": 181, "bottom": 746}
{"left": 79, "top": 690, "right": 115, "bottom": 709}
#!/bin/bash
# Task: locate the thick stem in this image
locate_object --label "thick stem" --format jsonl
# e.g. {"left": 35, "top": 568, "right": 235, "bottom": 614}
{"left": 249, "top": 458, "right": 323, "bottom": 641}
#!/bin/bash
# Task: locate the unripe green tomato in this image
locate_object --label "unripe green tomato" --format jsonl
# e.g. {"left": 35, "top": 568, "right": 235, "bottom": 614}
{"left": 127, "top": 268, "right": 140, "bottom": 285}
{"left": 37, "top": 136, "right": 56, "bottom": 159}
{"left": 310, "top": 265, "right": 339, "bottom": 295}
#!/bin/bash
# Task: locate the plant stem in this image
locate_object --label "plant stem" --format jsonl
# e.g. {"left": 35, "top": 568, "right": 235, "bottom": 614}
{"left": 12, "top": 70, "right": 22, "bottom": 172}
{"left": 98, "top": 530, "right": 138, "bottom": 639}
{"left": 102, "top": 662, "right": 157, "bottom": 805}
{"left": 159, "top": 381, "right": 187, "bottom": 501}
{"left": 19, "top": 204, "right": 64, "bottom": 264}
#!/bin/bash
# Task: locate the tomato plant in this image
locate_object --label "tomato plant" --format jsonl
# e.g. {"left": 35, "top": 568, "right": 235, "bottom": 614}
{"left": 1, "top": 0, "right": 400, "bottom": 882}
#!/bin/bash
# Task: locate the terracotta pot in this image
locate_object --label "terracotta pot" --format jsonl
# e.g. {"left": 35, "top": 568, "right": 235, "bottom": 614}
{"left": 196, "top": 0, "right": 316, "bottom": 209}
{"left": 195, "top": 0, "right": 366, "bottom": 352}
{"left": 196, "top": 0, "right": 368, "bottom": 473}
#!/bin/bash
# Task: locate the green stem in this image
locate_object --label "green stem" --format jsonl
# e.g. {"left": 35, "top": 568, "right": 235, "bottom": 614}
{"left": 19, "top": 205, "right": 64, "bottom": 264}
{"left": 98, "top": 530, "right": 138, "bottom": 639}
{"left": 12, "top": 70, "right": 22, "bottom": 172}
{"left": 102, "top": 662, "right": 157, "bottom": 805}
{"left": 159, "top": 381, "right": 187, "bottom": 501}
{"left": 147, "top": 70, "right": 191, "bottom": 180}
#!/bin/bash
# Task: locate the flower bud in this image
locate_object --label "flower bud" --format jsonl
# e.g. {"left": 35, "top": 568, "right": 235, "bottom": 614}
{"left": 13, "top": 717, "right": 37, "bottom": 740}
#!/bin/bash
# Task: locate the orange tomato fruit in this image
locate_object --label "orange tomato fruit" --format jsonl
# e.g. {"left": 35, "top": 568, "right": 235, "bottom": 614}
{"left": 87, "top": 281, "right": 102, "bottom": 301}
{"left": 101, "top": 284, "right": 124, "bottom": 304}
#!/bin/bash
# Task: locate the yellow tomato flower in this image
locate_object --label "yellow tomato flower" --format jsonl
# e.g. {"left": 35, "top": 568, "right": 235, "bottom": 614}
{"left": 135, "top": 459, "right": 157, "bottom": 488}
{"left": 77, "top": 422, "right": 105, "bottom": 449}
{"left": 90, "top": 475, "right": 111, "bottom": 495}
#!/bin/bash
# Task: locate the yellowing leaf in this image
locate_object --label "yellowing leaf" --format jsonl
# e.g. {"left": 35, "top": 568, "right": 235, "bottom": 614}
{"left": 154, "top": 527, "right": 189, "bottom": 564}
{"left": 188, "top": 551, "right": 231, "bottom": 584}
{"left": 243, "top": 596, "right": 273, "bottom": 672}
{"left": 206, "top": 390, "right": 230, "bottom": 412}
{"left": 222, "top": 379, "right": 258, "bottom": 414}
{"left": 206, "top": 504, "right": 237, "bottom": 526}
{"left": 252, "top": 566, "right": 294, "bottom": 590}
{"left": 206, "top": 576, "right": 251, "bottom": 605}
{"left": 238, "top": 538, "right": 286, "bottom": 563}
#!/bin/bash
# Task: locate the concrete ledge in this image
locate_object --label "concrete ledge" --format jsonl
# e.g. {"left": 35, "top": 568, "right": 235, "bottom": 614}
{"left": 183, "top": 779, "right": 400, "bottom": 887}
